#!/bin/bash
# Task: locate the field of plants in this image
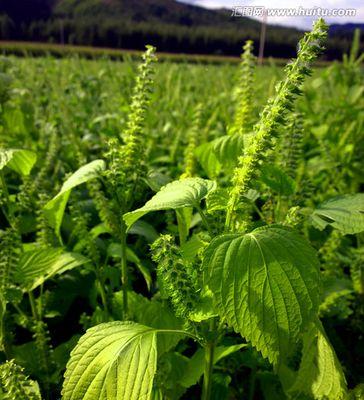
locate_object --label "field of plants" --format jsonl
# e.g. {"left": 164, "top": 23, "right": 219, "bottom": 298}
{"left": 0, "top": 19, "right": 363, "bottom": 400}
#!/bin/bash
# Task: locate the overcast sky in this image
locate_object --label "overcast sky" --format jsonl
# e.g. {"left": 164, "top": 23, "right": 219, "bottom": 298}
{"left": 179, "top": 0, "right": 364, "bottom": 29}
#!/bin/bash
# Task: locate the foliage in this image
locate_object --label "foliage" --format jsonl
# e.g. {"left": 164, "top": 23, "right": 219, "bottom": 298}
{"left": 0, "top": 19, "right": 363, "bottom": 400}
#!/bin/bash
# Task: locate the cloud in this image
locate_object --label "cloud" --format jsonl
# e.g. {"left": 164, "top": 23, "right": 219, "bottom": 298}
{"left": 179, "top": 0, "right": 364, "bottom": 29}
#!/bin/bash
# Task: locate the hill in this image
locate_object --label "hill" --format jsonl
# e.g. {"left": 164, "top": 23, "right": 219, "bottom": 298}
{"left": 0, "top": 0, "right": 360, "bottom": 59}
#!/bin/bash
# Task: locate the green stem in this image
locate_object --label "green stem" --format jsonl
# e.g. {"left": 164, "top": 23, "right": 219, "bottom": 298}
{"left": 176, "top": 210, "right": 187, "bottom": 245}
{"left": 248, "top": 367, "right": 257, "bottom": 400}
{"left": 156, "top": 329, "right": 199, "bottom": 341}
{"left": 0, "top": 171, "right": 14, "bottom": 224}
{"left": 201, "top": 319, "right": 217, "bottom": 400}
{"left": 120, "top": 224, "right": 129, "bottom": 318}
{"left": 96, "top": 276, "right": 109, "bottom": 315}
{"left": 0, "top": 304, "right": 11, "bottom": 359}
{"left": 225, "top": 193, "right": 238, "bottom": 232}
{"left": 196, "top": 205, "right": 212, "bottom": 235}
{"left": 28, "top": 292, "right": 38, "bottom": 321}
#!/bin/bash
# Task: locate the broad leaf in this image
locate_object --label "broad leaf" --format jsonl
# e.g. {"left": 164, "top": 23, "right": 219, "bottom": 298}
{"left": 44, "top": 160, "right": 105, "bottom": 237}
{"left": 285, "top": 321, "right": 347, "bottom": 400}
{"left": 112, "top": 292, "right": 183, "bottom": 354}
{"left": 15, "top": 248, "right": 89, "bottom": 291}
{"left": 123, "top": 178, "right": 216, "bottom": 229}
{"left": 310, "top": 193, "right": 364, "bottom": 234}
{"left": 62, "top": 322, "right": 157, "bottom": 400}
{"left": 203, "top": 225, "right": 320, "bottom": 365}
{"left": 0, "top": 148, "right": 37, "bottom": 175}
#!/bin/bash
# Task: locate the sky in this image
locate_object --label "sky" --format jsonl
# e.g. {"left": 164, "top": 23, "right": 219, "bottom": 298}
{"left": 179, "top": 0, "right": 364, "bottom": 29}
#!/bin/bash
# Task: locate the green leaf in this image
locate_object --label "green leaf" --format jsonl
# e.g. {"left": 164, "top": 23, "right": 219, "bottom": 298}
{"left": 123, "top": 178, "right": 216, "bottom": 229}
{"left": 189, "top": 288, "right": 217, "bottom": 322}
{"left": 178, "top": 344, "right": 246, "bottom": 389}
{"left": 129, "top": 221, "right": 159, "bottom": 243}
{"left": 62, "top": 322, "right": 157, "bottom": 400}
{"left": 310, "top": 194, "right": 364, "bottom": 234}
{"left": 195, "top": 133, "right": 245, "bottom": 179}
{"left": 112, "top": 292, "right": 183, "bottom": 354}
{"left": 203, "top": 225, "right": 320, "bottom": 365}
{"left": 180, "top": 234, "right": 206, "bottom": 262}
{"left": 260, "top": 164, "right": 296, "bottom": 196}
{"left": 212, "top": 133, "right": 245, "bottom": 167}
{"left": 285, "top": 321, "right": 347, "bottom": 400}
{"left": 14, "top": 248, "right": 89, "bottom": 291}
{"left": 206, "top": 188, "right": 229, "bottom": 214}
{"left": 44, "top": 160, "right": 106, "bottom": 238}
{"left": 195, "top": 142, "right": 221, "bottom": 179}
{"left": 107, "top": 243, "right": 152, "bottom": 291}
{"left": 176, "top": 207, "right": 193, "bottom": 243}
{"left": 0, "top": 148, "right": 37, "bottom": 175}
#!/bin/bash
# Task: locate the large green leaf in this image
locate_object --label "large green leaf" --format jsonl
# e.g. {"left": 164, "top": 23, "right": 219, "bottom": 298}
{"left": 14, "top": 248, "right": 89, "bottom": 291}
{"left": 285, "top": 321, "right": 347, "bottom": 400}
{"left": 112, "top": 292, "right": 183, "bottom": 354}
{"left": 310, "top": 193, "right": 364, "bottom": 234}
{"left": 62, "top": 322, "right": 157, "bottom": 400}
{"left": 203, "top": 225, "right": 320, "bottom": 365}
{"left": 0, "top": 148, "right": 37, "bottom": 175}
{"left": 123, "top": 178, "right": 216, "bottom": 229}
{"left": 44, "top": 160, "right": 105, "bottom": 238}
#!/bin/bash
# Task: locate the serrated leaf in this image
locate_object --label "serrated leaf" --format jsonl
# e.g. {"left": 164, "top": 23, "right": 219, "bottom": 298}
{"left": 0, "top": 148, "right": 37, "bottom": 175}
{"left": 310, "top": 194, "right": 364, "bottom": 234}
{"left": 44, "top": 160, "right": 105, "bottom": 238}
{"left": 112, "top": 292, "right": 183, "bottom": 354}
{"left": 123, "top": 178, "right": 216, "bottom": 229}
{"left": 206, "top": 188, "right": 229, "bottom": 213}
{"left": 14, "top": 248, "right": 89, "bottom": 291}
{"left": 62, "top": 322, "right": 157, "bottom": 400}
{"left": 286, "top": 321, "right": 347, "bottom": 400}
{"left": 203, "top": 225, "right": 320, "bottom": 365}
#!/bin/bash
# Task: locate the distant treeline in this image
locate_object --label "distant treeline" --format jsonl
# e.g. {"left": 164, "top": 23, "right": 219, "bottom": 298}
{"left": 0, "top": 0, "right": 361, "bottom": 59}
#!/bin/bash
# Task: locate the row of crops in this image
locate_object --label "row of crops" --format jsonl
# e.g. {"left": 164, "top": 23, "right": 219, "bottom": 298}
{"left": 0, "top": 19, "right": 363, "bottom": 400}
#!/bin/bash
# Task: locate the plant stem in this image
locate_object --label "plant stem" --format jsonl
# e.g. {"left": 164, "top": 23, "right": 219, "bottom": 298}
{"left": 120, "top": 224, "right": 129, "bottom": 318}
{"left": 201, "top": 319, "right": 217, "bottom": 400}
{"left": 96, "top": 276, "right": 109, "bottom": 315}
{"left": 225, "top": 193, "right": 238, "bottom": 232}
{"left": 156, "top": 329, "right": 199, "bottom": 341}
{"left": 28, "top": 292, "right": 38, "bottom": 321}
{"left": 0, "top": 171, "right": 14, "bottom": 224}
{"left": 196, "top": 205, "right": 212, "bottom": 235}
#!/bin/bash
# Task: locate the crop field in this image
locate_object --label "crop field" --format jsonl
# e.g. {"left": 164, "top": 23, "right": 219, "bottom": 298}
{"left": 0, "top": 20, "right": 363, "bottom": 400}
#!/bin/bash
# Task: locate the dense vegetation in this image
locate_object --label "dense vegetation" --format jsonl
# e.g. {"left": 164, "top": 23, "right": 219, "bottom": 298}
{"left": 0, "top": 19, "right": 364, "bottom": 400}
{"left": 0, "top": 0, "right": 362, "bottom": 59}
